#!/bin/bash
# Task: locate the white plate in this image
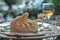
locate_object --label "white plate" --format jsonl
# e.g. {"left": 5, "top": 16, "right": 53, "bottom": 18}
{"left": 0, "top": 22, "right": 60, "bottom": 35}
{"left": 37, "top": 22, "right": 60, "bottom": 34}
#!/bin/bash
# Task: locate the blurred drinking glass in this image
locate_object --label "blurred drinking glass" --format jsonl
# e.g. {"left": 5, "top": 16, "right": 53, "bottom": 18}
{"left": 42, "top": 3, "right": 54, "bottom": 23}
{"left": 0, "top": 13, "right": 5, "bottom": 23}
{"left": 37, "top": 14, "right": 44, "bottom": 21}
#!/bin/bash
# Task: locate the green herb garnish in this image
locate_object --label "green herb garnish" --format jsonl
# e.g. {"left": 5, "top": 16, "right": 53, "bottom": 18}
{"left": 38, "top": 24, "right": 42, "bottom": 26}
{"left": 34, "top": 30, "right": 38, "bottom": 33}
{"left": 47, "top": 29, "right": 52, "bottom": 31}
{"left": 39, "top": 29, "right": 44, "bottom": 32}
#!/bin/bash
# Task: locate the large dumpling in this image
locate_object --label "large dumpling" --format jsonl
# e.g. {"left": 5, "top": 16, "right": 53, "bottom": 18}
{"left": 10, "top": 12, "right": 37, "bottom": 33}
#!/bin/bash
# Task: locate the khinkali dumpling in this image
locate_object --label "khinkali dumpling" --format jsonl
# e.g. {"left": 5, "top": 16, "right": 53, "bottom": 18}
{"left": 10, "top": 12, "right": 37, "bottom": 33}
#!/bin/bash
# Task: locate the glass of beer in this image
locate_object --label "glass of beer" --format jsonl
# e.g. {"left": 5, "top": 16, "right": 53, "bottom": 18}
{"left": 42, "top": 3, "right": 54, "bottom": 23}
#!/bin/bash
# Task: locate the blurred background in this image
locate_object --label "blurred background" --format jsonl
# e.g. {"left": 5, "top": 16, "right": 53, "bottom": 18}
{"left": 0, "top": 0, "right": 60, "bottom": 22}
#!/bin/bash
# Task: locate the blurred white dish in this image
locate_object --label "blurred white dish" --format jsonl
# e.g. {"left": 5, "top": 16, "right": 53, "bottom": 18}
{"left": 37, "top": 22, "right": 60, "bottom": 35}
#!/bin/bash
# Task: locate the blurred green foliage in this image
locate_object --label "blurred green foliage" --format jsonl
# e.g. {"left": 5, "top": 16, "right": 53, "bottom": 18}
{"left": 4, "top": 0, "right": 17, "bottom": 7}
{"left": 3, "top": 0, "right": 18, "bottom": 19}
{"left": 53, "top": 0, "right": 60, "bottom": 15}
